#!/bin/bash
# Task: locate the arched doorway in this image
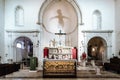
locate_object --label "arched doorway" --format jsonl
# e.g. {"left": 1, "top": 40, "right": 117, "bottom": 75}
{"left": 14, "top": 37, "right": 33, "bottom": 67}
{"left": 87, "top": 37, "right": 107, "bottom": 62}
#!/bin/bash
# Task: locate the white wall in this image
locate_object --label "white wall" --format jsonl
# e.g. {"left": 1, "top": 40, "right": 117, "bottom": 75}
{"left": 115, "top": 0, "right": 120, "bottom": 57}
{"left": 0, "top": 0, "right": 5, "bottom": 62}
{"left": 3, "top": 0, "right": 117, "bottom": 63}
{"left": 77, "top": 0, "right": 116, "bottom": 59}
{"left": 4, "top": 0, "right": 44, "bottom": 63}
{"left": 4, "top": 0, "right": 115, "bottom": 37}
{"left": 77, "top": 0, "right": 115, "bottom": 30}
{"left": 5, "top": 0, "right": 44, "bottom": 31}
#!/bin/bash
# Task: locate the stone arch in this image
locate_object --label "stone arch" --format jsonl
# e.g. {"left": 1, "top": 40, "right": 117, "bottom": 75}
{"left": 13, "top": 36, "right": 33, "bottom": 65}
{"left": 82, "top": 30, "right": 113, "bottom": 62}
{"left": 13, "top": 36, "right": 33, "bottom": 46}
{"left": 37, "top": 0, "right": 83, "bottom": 32}
{"left": 87, "top": 36, "right": 107, "bottom": 62}
{"left": 37, "top": 0, "right": 83, "bottom": 47}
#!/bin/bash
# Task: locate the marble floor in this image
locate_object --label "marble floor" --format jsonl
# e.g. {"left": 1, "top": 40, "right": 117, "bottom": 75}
{"left": 0, "top": 78, "right": 120, "bottom": 80}
{"left": 0, "top": 68, "right": 119, "bottom": 80}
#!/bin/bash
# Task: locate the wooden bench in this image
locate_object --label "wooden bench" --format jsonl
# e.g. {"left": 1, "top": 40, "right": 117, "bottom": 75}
{"left": 0, "top": 63, "right": 20, "bottom": 76}
{"left": 104, "top": 57, "right": 120, "bottom": 74}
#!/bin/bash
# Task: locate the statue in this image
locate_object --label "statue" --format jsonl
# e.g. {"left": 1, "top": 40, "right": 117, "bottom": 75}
{"left": 49, "top": 39, "right": 57, "bottom": 47}
{"left": 96, "top": 67, "right": 101, "bottom": 75}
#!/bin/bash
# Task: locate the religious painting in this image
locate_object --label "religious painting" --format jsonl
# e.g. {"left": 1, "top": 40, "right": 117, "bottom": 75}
{"left": 42, "top": 0, "right": 78, "bottom": 47}
{"left": 42, "top": 0, "right": 78, "bottom": 34}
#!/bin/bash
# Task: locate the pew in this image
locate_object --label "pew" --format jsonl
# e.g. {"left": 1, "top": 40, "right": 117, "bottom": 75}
{"left": 104, "top": 57, "right": 120, "bottom": 74}
{"left": 0, "top": 63, "right": 20, "bottom": 76}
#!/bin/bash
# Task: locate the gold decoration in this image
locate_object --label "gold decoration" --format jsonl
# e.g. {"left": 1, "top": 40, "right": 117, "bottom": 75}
{"left": 44, "top": 60, "right": 76, "bottom": 73}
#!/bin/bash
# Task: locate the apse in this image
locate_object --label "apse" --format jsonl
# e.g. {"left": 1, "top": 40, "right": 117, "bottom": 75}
{"left": 41, "top": 0, "right": 78, "bottom": 47}
{"left": 42, "top": 0, "right": 78, "bottom": 33}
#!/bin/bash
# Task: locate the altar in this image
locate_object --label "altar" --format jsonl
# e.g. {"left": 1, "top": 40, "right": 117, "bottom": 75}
{"left": 42, "top": 25, "right": 77, "bottom": 78}
{"left": 43, "top": 59, "right": 77, "bottom": 78}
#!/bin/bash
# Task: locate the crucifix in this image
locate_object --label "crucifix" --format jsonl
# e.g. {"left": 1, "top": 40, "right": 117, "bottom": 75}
{"left": 55, "top": 30, "right": 66, "bottom": 46}
{"left": 55, "top": 30, "right": 66, "bottom": 35}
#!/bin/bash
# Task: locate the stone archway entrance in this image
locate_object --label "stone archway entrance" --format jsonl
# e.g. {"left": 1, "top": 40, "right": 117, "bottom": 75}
{"left": 87, "top": 37, "right": 107, "bottom": 62}
{"left": 14, "top": 37, "right": 33, "bottom": 67}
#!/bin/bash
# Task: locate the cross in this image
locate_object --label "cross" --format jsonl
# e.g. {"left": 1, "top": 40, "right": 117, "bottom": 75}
{"left": 55, "top": 30, "right": 66, "bottom": 35}
{"left": 55, "top": 30, "right": 66, "bottom": 46}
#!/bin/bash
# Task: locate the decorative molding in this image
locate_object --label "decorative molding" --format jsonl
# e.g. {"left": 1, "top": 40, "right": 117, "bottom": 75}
{"left": 81, "top": 29, "right": 113, "bottom": 60}
{"left": 6, "top": 29, "right": 40, "bottom": 33}
{"left": 82, "top": 30, "right": 113, "bottom": 33}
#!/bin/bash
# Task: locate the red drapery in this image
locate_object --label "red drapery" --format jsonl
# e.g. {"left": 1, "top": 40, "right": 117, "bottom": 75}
{"left": 43, "top": 47, "right": 49, "bottom": 58}
{"left": 72, "top": 47, "right": 77, "bottom": 59}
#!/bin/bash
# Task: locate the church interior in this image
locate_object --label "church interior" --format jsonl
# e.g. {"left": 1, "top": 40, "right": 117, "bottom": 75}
{"left": 0, "top": 0, "right": 120, "bottom": 79}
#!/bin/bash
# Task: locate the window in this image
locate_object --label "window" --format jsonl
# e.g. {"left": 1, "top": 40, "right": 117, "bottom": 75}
{"left": 16, "top": 42, "right": 22, "bottom": 48}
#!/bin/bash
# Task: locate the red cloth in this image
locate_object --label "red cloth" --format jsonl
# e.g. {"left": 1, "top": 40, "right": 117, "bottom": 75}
{"left": 82, "top": 52, "right": 86, "bottom": 59}
{"left": 43, "top": 47, "right": 49, "bottom": 58}
{"left": 72, "top": 47, "right": 77, "bottom": 59}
